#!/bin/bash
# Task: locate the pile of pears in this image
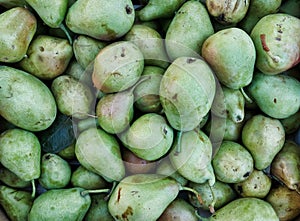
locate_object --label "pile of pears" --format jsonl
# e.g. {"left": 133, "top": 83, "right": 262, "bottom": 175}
{"left": 0, "top": 0, "right": 300, "bottom": 220}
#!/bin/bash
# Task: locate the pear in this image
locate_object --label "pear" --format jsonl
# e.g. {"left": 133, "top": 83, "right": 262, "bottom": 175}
{"left": 205, "top": 197, "right": 279, "bottom": 221}
{"left": 0, "top": 0, "right": 26, "bottom": 8}
{"left": 28, "top": 187, "right": 91, "bottom": 221}
{"left": 75, "top": 127, "right": 125, "bottom": 182}
{"left": 212, "top": 141, "right": 254, "bottom": 183}
{"left": 92, "top": 41, "right": 144, "bottom": 93}
{"left": 246, "top": 72, "right": 300, "bottom": 119}
{"left": 25, "top": 0, "right": 68, "bottom": 28}
{"left": 0, "top": 129, "right": 41, "bottom": 182}
{"left": 280, "top": 111, "right": 300, "bottom": 134}
{"left": 233, "top": 169, "right": 272, "bottom": 198}
{"left": 137, "top": 0, "right": 185, "bottom": 21}
{"left": 271, "top": 141, "right": 300, "bottom": 193}
{"left": 0, "top": 166, "right": 31, "bottom": 189}
{"left": 280, "top": 0, "right": 300, "bottom": 18}
{"left": 119, "top": 113, "right": 174, "bottom": 161}
{"left": 242, "top": 114, "right": 285, "bottom": 170}
{"left": 108, "top": 174, "right": 201, "bottom": 221}
{"left": 84, "top": 193, "right": 114, "bottom": 221}
{"left": 57, "top": 142, "right": 76, "bottom": 160}
{"left": 159, "top": 57, "right": 216, "bottom": 131}
{"left": 38, "top": 153, "right": 71, "bottom": 189}
{"left": 202, "top": 27, "right": 256, "bottom": 89}
{"left": 71, "top": 165, "right": 108, "bottom": 190}
{"left": 65, "top": 0, "right": 135, "bottom": 41}
{"left": 0, "top": 7, "right": 37, "bottom": 63}
{"left": 18, "top": 35, "right": 73, "bottom": 80}
{"left": 124, "top": 24, "right": 170, "bottom": 68}
{"left": 169, "top": 129, "right": 215, "bottom": 185}
{"left": 266, "top": 184, "right": 300, "bottom": 221}
{"left": 157, "top": 198, "right": 198, "bottom": 221}
{"left": 0, "top": 185, "right": 33, "bottom": 221}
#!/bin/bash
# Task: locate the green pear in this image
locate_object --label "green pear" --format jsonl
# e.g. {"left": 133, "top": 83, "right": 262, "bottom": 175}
{"left": 0, "top": 185, "right": 33, "bottom": 221}
{"left": 271, "top": 141, "right": 300, "bottom": 193}
{"left": 169, "top": 129, "right": 215, "bottom": 185}
{"left": 51, "top": 75, "right": 94, "bottom": 119}
{"left": 250, "top": 13, "right": 300, "bottom": 75}
{"left": 84, "top": 193, "right": 114, "bottom": 221}
{"left": 66, "top": 0, "right": 135, "bottom": 41}
{"left": 0, "top": 0, "right": 26, "bottom": 8}
{"left": 137, "top": 0, "right": 185, "bottom": 21}
{"left": 206, "top": 198, "right": 279, "bottom": 221}
{"left": 212, "top": 141, "right": 254, "bottom": 183}
{"left": 28, "top": 187, "right": 91, "bottom": 221}
{"left": 246, "top": 72, "right": 300, "bottom": 119}
{"left": 38, "top": 153, "right": 71, "bottom": 189}
{"left": 0, "top": 129, "right": 41, "bottom": 182}
{"left": 280, "top": 111, "right": 300, "bottom": 134}
{"left": 133, "top": 66, "right": 164, "bottom": 113}
{"left": 108, "top": 174, "right": 198, "bottom": 221}
{"left": 206, "top": 0, "right": 250, "bottom": 25}
{"left": 18, "top": 35, "right": 73, "bottom": 80}
{"left": 124, "top": 24, "right": 169, "bottom": 68}
{"left": 92, "top": 41, "right": 144, "bottom": 93}
{"left": 25, "top": 0, "right": 68, "bottom": 28}
{"left": 57, "top": 142, "right": 76, "bottom": 160}
{"left": 0, "top": 7, "right": 36, "bottom": 63}
{"left": 280, "top": 0, "right": 300, "bottom": 18}
{"left": 75, "top": 127, "right": 125, "bottom": 182}
{"left": 188, "top": 180, "right": 237, "bottom": 210}
{"left": 165, "top": 0, "right": 214, "bottom": 61}
{"left": 73, "top": 35, "right": 107, "bottom": 69}
{"left": 266, "top": 184, "right": 300, "bottom": 221}
{"left": 119, "top": 113, "right": 174, "bottom": 161}
{"left": 0, "top": 166, "right": 31, "bottom": 189}
{"left": 234, "top": 169, "right": 272, "bottom": 198}
{"left": 159, "top": 57, "right": 216, "bottom": 131}
{"left": 202, "top": 27, "right": 256, "bottom": 89}
{"left": 157, "top": 198, "right": 198, "bottom": 221}
{"left": 238, "top": 0, "right": 282, "bottom": 33}
{"left": 71, "top": 165, "right": 108, "bottom": 190}
{"left": 242, "top": 114, "right": 285, "bottom": 170}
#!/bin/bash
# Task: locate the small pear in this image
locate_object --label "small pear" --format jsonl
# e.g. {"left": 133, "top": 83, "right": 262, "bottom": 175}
{"left": 28, "top": 187, "right": 91, "bottom": 221}
{"left": 38, "top": 153, "right": 71, "bottom": 189}
{"left": 0, "top": 129, "right": 41, "bottom": 182}
{"left": 0, "top": 7, "right": 36, "bottom": 63}
{"left": 0, "top": 166, "right": 31, "bottom": 189}
{"left": 75, "top": 127, "right": 125, "bottom": 182}
{"left": 280, "top": 111, "right": 300, "bottom": 134}
{"left": 57, "top": 142, "right": 76, "bottom": 160}
{"left": 0, "top": 185, "right": 33, "bottom": 221}
{"left": 242, "top": 114, "right": 285, "bottom": 170}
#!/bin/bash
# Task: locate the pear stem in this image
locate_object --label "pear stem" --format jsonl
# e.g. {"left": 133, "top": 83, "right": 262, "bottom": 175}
{"left": 180, "top": 186, "right": 203, "bottom": 205}
{"left": 208, "top": 184, "right": 216, "bottom": 213}
{"left": 240, "top": 87, "right": 253, "bottom": 103}
{"left": 104, "top": 181, "right": 117, "bottom": 201}
{"left": 80, "top": 188, "right": 111, "bottom": 197}
{"left": 31, "top": 180, "right": 36, "bottom": 198}
{"left": 59, "top": 23, "right": 73, "bottom": 45}
{"left": 175, "top": 131, "right": 183, "bottom": 155}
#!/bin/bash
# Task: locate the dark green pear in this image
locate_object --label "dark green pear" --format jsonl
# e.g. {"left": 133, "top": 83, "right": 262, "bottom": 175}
{"left": 71, "top": 165, "right": 108, "bottom": 190}
{"left": 242, "top": 114, "right": 285, "bottom": 170}
{"left": 233, "top": 169, "right": 272, "bottom": 198}
{"left": 0, "top": 0, "right": 26, "bottom": 8}
{"left": 271, "top": 141, "right": 300, "bottom": 193}
{"left": 280, "top": 111, "right": 300, "bottom": 134}
{"left": 169, "top": 129, "right": 215, "bottom": 185}
{"left": 212, "top": 141, "right": 254, "bottom": 183}
{"left": 0, "top": 7, "right": 37, "bottom": 63}
{"left": 66, "top": 0, "right": 135, "bottom": 41}
{"left": 38, "top": 153, "right": 71, "bottom": 189}
{"left": 137, "top": 0, "right": 185, "bottom": 21}
{"left": 18, "top": 35, "right": 73, "bottom": 80}
{"left": 75, "top": 127, "right": 125, "bottom": 182}
{"left": 84, "top": 193, "right": 114, "bottom": 221}
{"left": 0, "top": 185, "right": 33, "bottom": 221}
{"left": 202, "top": 27, "right": 256, "bottom": 89}
{"left": 25, "top": 0, "right": 68, "bottom": 28}
{"left": 246, "top": 72, "right": 300, "bottom": 119}
{"left": 159, "top": 57, "right": 216, "bottom": 131}
{"left": 28, "top": 187, "right": 91, "bottom": 221}
{"left": 58, "top": 142, "right": 76, "bottom": 160}
{"left": 157, "top": 198, "right": 198, "bottom": 221}
{"left": 0, "top": 129, "right": 41, "bottom": 182}
{"left": 280, "top": 0, "right": 300, "bottom": 18}
{"left": 266, "top": 184, "right": 300, "bottom": 221}
{"left": 0, "top": 167, "right": 31, "bottom": 189}
{"left": 119, "top": 113, "right": 174, "bottom": 161}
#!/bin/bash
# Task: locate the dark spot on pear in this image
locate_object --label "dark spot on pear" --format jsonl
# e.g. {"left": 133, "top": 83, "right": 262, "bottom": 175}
{"left": 186, "top": 58, "right": 196, "bottom": 63}
{"left": 45, "top": 154, "right": 51, "bottom": 160}
{"left": 125, "top": 5, "right": 133, "bottom": 14}
{"left": 172, "top": 93, "right": 178, "bottom": 100}
{"left": 117, "top": 187, "right": 122, "bottom": 203}
{"left": 237, "top": 185, "right": 243, "bottom": 194}
{"left": 243, "top": 171, "right": 250, "bottom": 178}
{"left": 122, "top": 206, "right": 133, "bottom": 219}
{"left": 273, "top": 98, "right": 277, "bottom": 103}
{"left": 39, "top": 46, "right": 44, "bottom": 52}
